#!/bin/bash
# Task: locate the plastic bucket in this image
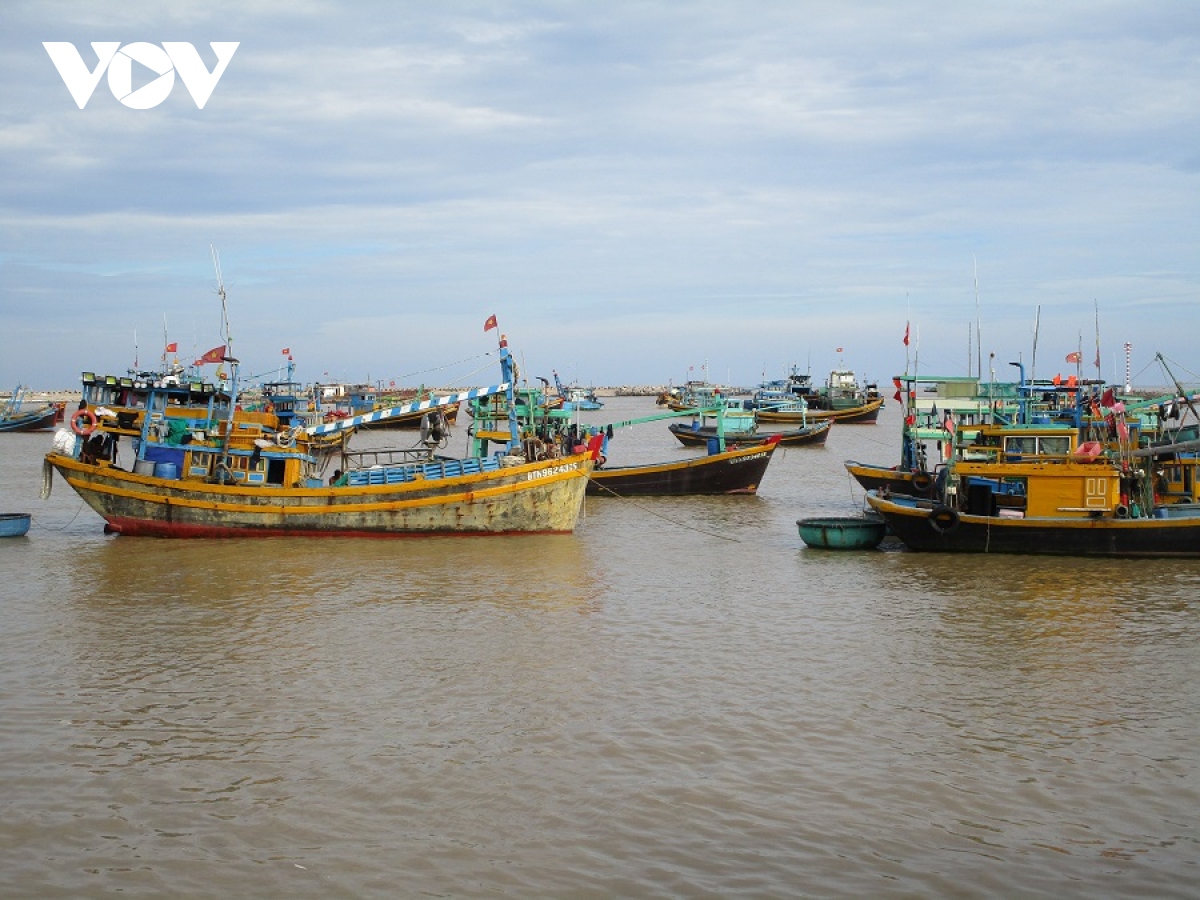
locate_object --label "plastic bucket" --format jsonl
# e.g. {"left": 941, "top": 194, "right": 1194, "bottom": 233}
{"left": 133, "top": 459, "right": 156, "bottom": 476}
{"left": 153, "top": 462, "right": 178, "bottom": 480}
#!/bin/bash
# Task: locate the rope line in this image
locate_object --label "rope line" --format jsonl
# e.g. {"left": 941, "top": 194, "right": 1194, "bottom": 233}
{"left": 586, "top": 480, "right": 743, "bottom": 542}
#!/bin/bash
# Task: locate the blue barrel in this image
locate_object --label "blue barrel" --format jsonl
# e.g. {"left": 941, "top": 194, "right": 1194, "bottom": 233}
{"left": 706, "top": 437, "right": 721, "bottom": 454}
{"left": 153, "top": 462, "right": 178, "bottom": 480}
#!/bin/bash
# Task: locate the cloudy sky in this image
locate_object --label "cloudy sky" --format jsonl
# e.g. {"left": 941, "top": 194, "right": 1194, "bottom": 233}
{"left": 3, "top": 2, "right": 1198, "bottom": 392}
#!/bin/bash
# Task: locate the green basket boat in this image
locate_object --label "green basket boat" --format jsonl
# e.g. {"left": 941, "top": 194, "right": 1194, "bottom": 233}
{"left": 796, "top": 516, "right": 886, "bottom": 550}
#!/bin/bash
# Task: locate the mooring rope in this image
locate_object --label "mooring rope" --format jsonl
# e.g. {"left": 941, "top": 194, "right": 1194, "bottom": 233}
{"left": 586, "top": 480, "right": 743, "bottom": 542}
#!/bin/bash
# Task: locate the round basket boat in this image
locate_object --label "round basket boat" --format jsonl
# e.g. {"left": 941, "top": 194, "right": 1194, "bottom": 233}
{"left": 796, "top": 516, "right": 886, "bottom": 550}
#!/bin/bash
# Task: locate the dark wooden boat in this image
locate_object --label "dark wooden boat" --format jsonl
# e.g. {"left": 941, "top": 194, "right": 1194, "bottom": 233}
{"left": 869, "top": 488, "right": 1200, "bottom": 556}
{"left": 588, "top": 437, "right": 780, "bottom": 496}
{"left": 0, "top": 406, "right": 59, "bottom": 432}
{"left": 843, "top": 459, "right": 932, "bottom": 496}
{"left": 756, "top": 396, "right": 883, "bottom": 424}
{"left": 668, "top": 419, "right": 831, "bottom": 448}
{"left": 0, "top": 394, "right": 60, "bottom": 432}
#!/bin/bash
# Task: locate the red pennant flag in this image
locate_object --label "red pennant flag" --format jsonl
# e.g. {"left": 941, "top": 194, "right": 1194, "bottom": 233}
{"left": 165, "top": 341, "right": 178, "bottom": 353}
{"left": 484, "top": 314, "right": 498, "bottom": 332}
{"left": 902, "top": 323, "right": 909, "bottom": 346}
{"left": 1065, "top": 351, "right": 1082, "bottom": 363}
{"left": 196, "top": 345, "right": 226, "bottom": 365}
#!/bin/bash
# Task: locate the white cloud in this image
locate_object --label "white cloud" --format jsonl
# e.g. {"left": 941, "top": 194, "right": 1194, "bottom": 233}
{"left": 2, "top": 2, "right": 1198, "bottom": 390}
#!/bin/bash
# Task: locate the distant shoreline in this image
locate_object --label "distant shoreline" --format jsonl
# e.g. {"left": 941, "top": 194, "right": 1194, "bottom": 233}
{"left": 3, "top": 384, "right": 1171, "bottom": 404}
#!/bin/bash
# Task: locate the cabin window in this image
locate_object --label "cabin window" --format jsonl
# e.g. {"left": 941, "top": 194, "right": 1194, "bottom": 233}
{"left": 188, "top": 452, "right": 212, "bottom": 477}
{"left": 1038, "top": 437, "right": 1070, "bottom": 457}
{"left": 1004, "top": 437, "right": 1037, "bottom": 456}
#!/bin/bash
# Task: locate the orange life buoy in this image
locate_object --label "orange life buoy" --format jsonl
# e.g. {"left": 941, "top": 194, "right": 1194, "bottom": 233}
{"left": 70, "top": 409, "right": 98, "bottom": 436}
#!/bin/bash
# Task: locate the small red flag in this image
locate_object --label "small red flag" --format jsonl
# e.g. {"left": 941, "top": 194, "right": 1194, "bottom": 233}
{"left": 196, "top": 345, "right": 226, "bottom": 365}
{"left": 1065, "top": 351, "right": 1082, "bottom": 363}
{"left": 836, "top": 347, "right": 843, "bottom": 353}
{"left": 165, "top": 341, "right": 178, "bottom": 353}
{"left": 281, "top": 347, "right": 290, "bottom": 356}
{"left": 902, "top": 323, "right": 909, "bottom": 347}
{"left": 484, "top": 314, "right": 498, "bottom": 332}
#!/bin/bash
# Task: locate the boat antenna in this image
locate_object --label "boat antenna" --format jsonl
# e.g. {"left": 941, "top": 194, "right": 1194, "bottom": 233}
{"left": 210, "top": 246, "right": 241, "bottom": 476}
{"left": 988, "top": 351, "right": 996, "bottom": 421}
{"left": 211, "top": 244, "right": 232, "bottom": 358}
{"left": 973, "top": 255, "right": 982, "bottom": 381}
{"left": 1093, "top": 299, "right": 1102, "bottom": 381}
{"left": 1030, "top": 304, "right": 1040, "bottom": 386}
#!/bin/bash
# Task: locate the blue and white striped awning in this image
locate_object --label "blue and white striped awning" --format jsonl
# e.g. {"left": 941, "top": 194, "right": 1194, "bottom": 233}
{"left": 306, "top": 383, "right": 511, "bottom": 436}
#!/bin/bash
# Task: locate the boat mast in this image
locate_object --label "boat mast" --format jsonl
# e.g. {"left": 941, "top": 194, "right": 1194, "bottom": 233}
{"left": 497, "top": 334, "right": 521, "bottom": 450}
{"left": 212, "top": 246, "right": 241, "bottom": 477}
{"left": 1156, "top": 352, "right": 1200, "bottom": 427}
{"left": 1030, "top": 305, "right": 1040, "bottom": 388}
{"left": 973, "top": 256, "right": 982, "bottom": 381}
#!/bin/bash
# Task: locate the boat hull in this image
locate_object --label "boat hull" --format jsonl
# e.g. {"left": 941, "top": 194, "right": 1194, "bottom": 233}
{"left": 843, "top": 459, "right": 930, "bottom": 496}
{"left": 46, "top": 451, "right": 592, "bottom": 538}
{"left": 588, "top": 441, "right": 777, "bottom": 496}
{"left": 758, "top": 397, "right": 883, "bottom": 424}
{"left": 866, "top": 492, "right": 1200, "bottom": 557}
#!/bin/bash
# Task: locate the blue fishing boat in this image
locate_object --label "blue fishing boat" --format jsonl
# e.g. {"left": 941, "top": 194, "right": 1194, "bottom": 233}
{"left": 0, "top": 387, "right": 61, "bottom": 432}
{"left": 552, "top": 371, "right": 603, "bottom": 411}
